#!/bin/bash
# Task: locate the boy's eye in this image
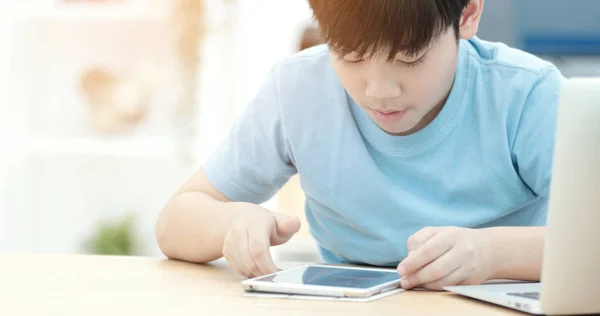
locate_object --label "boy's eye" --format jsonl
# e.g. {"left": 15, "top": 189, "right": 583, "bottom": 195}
{"left": 396, "top": 53, "right": 427, "bottom": 68}
{"left": 343, "top": 58, "right": 364, "bottom": 64}
{"left": 339, "top": 53, "right": 364, "bottom": 64}
{"left": 338, "top": 55, "right": 365, "bottom": 66}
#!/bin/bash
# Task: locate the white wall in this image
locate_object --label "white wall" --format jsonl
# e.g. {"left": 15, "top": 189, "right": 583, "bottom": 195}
{"left": 0, "top": 0, "right": 314, "bottom": 256}
{"left": 0, "top": 1, "right": 10, "bottom": 251}
{"left": 199, "top": 0, "right": 313, "bottom": 157}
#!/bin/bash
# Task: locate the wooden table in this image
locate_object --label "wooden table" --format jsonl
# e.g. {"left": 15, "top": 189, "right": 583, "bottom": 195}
{"left": 0, "top": 253, "right": 524, "bottom": 316}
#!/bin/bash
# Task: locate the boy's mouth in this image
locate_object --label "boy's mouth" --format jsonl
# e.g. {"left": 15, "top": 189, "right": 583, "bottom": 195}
{"left": 372, "top": 109, "right": 406, "bottom": 123}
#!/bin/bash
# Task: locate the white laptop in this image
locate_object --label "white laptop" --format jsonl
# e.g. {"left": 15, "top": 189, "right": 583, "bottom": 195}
{"left": 444, "top": 77, "right": 600, "bottom": 315}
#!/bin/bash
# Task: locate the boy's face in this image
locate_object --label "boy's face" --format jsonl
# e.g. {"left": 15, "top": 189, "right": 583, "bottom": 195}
{"left": 331, "top": 29, "right": 460, "bottom": 136}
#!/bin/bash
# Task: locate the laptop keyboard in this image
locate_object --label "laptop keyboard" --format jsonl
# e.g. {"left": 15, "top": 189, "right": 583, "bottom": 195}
{"left": 507, "top": 292, "right": 540, "bottom": 300}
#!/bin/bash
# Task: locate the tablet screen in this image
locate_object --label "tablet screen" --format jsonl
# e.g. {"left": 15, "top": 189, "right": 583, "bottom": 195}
{"left": 253, "top": 266, "right": 400, "bottom": 289}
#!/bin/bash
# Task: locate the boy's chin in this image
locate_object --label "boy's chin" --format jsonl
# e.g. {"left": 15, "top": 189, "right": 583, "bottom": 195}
{"left": 378, "top": 123, "right": 418, "bottom": 136}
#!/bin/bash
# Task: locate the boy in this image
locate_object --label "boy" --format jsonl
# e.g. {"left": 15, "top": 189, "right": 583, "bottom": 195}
{"left": 155, "top": 0, "right": 565, "bottom": 291}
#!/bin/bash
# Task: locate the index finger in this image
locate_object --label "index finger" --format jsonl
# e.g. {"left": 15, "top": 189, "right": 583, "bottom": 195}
{"left": 406, "top": 226, "right": 445, "bottom": 253}
{"left": 398, "top": 231, "right": 454, "bottom": 276}
{"left": 247, "top": 229, "right": 278, "bottom": 276}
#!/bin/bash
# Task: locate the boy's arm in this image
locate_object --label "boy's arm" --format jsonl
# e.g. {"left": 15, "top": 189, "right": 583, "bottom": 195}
{"left": 155, "top": 169, "right": 243, "bottom": 263}
{"left": 155, "top": 65, "right": 297, "bottom": 264}
{"left": 486, "top": 226, "right": 545, "bottom": 281}
{"left": 398, "top": 67, "right": 565, "bottom": 290}
{"left": 489, "top": 65, "right": 565, "bottom": 281}
{"left": 486, "top": 67, "right": 565, "bottom": 281}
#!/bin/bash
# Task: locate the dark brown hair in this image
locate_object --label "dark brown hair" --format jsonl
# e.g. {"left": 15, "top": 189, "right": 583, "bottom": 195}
{"left": 308, "top": 0, "right": 470, "bottom": 61}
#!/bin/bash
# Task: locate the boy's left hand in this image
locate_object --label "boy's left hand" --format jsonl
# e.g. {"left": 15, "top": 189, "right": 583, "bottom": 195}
{"left": 396, "top": 226, "right": 494, "bottom": 291}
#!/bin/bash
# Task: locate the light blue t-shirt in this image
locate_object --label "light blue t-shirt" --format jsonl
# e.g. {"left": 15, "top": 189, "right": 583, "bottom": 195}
{"left": 203, "top": 37, "right": 565, "bottom": 267}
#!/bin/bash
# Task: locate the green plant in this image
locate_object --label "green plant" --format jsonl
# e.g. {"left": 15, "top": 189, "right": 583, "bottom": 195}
{"left": 84, "top": 213, "right": 138, "bottom": 256}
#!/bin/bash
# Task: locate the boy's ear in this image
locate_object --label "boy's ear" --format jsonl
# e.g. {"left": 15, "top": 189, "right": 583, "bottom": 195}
{"left": 458, "top": 0, "right": 484, "bottom": 40}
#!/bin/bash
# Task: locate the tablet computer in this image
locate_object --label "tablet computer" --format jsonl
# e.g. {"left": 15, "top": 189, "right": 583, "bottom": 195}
{"left": 241, "top": 264, "right": 402, "bottom": 298}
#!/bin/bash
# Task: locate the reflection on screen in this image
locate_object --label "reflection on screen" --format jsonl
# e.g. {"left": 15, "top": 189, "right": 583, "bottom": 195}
{"left": 255, "top": 266, "right": 400, "bottom": 289}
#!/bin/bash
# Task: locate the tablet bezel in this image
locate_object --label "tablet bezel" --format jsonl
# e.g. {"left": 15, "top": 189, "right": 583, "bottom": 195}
{"left": 241, "top": 264, "right": 402, "bottom": 298}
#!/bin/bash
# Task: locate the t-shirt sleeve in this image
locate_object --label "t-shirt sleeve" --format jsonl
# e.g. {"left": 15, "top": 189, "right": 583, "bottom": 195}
{"left": 512, "top": 66, "right": 566, "bottom": 198}
{"left": 201, "top": 66, "right": 297, "bottom": 204}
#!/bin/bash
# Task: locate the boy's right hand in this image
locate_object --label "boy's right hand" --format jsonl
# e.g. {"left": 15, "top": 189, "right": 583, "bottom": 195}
{"left": 222, "top": 204, "right": 301, "bottom": 278}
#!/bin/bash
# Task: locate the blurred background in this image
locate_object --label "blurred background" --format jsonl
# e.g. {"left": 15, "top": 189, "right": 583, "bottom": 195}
{"left": 0, "top": 0, "right": 599, "bottom": 262}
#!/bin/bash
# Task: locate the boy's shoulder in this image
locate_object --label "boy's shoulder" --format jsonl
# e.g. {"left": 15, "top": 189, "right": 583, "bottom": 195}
{"left": 464, "top": 37, "right": 564, "bottom": 147}
{"left": 270, "top": 44, "right": 337, "bottom": 87}
{"left": 464, "top": 36, "right": 565, "bottom": 118}
{"left": 465, "top": 36, "right": 559, "bottom": 77}
{"left": 266, "top": 44, "right": 344, "bottom": 107}
{"left": 277, "top": 44, "right": 331, "bottom": 68}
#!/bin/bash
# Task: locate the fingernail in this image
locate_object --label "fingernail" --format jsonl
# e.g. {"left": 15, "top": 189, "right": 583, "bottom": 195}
{"left": 397, "top": 265, "right": 406, "bottom": 275}
{"left": 401, "top": 279, "right": 411, "bottom": 289}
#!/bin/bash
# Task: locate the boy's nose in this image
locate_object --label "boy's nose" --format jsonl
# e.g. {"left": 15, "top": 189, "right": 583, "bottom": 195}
{"left": 365, "top": 80, "right": 402, "bottom": 100}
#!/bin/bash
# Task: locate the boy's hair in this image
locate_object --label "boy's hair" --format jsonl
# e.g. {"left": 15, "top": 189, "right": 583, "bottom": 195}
{"left": 308, "top": 0, "right": 470, "bottom": 61}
